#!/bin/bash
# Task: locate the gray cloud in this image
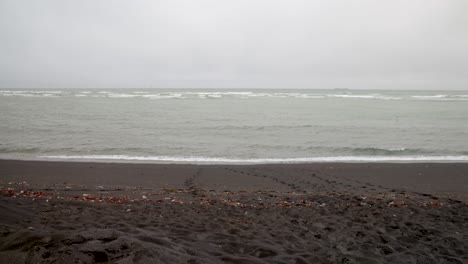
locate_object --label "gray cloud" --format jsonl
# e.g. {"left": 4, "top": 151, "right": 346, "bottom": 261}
{"left": 1, "top": 0, "right": 467, "bottom": 89}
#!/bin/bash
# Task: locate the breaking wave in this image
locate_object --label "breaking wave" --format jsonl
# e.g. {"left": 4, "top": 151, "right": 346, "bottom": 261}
{"left": 38, "top": 155, "right": 468, "bottom": 164}
{"left": 2, "top": 89, "right": 467, "bottom": 101}
{"left": 411, "top": 94, "right": 468, "bottom": 101}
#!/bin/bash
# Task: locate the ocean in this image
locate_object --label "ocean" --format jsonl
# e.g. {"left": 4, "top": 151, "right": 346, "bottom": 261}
{"left": 1, "top": 89, "right": 468, "bottom": 163}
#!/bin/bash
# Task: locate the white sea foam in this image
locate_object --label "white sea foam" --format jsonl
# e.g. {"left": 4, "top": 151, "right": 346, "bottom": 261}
{"left": 2, "top": 93, "right": 34, "bottom": 97}
{"left": 273, "top": 93, "right": 296, "bottom": 97}
{"left": 39, "top": 155, "right": 468, "bottom": 164}
{"left": 141, "top": 94, "right": 160, "bottom": 99}
{"left": 412, "top": 95, "right": 445, "bottom": 100}
{"left": 0, "top": 90, "right": 63, "bottom": 97}
{"left": 107, "top": 93, "right": 139, "bottom": 98}
{"left": 39, "top": 91, "right": 62, "bottom": 94}
{"left": 412, "top": 95, "right": 468, "bottom": 101}
{"left": 0, "top": 90, "right": 27, "bottom": 93}
{"left": 16, "top": 91, "right": 62, "bottom": 94}
{"left": 1, "top": 90, "right": 467, "bottom": 101}
{"left": 328, "top": 94, "right": 401, "bottom": 100}
{"left": 295, "top": 94, "right": 325, "bottom": 99}
{"left": 145, "top": 93, "right": 183, "bottom": 99}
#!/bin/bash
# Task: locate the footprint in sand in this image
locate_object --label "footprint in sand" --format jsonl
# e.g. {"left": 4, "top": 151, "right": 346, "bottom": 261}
{"left": 184, "top": 169, "right": 203, "bottom": 196}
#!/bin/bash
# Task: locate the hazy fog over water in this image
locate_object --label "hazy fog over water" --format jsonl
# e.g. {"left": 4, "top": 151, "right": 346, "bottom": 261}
{"left": 1, "top": 0, "right": 467, "bottom": 89}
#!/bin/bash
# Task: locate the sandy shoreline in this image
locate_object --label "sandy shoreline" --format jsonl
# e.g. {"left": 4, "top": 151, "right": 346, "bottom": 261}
{"left": 1, "top": 160, "right": 467, "bottom": 263}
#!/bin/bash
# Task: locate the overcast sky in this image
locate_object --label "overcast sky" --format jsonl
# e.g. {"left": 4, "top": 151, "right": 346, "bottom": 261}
{"left": 0, "top": 0, "right": 467, "bottom": 89}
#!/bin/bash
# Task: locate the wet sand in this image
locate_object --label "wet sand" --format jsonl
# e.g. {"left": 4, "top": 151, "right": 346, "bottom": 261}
{"left": 0, "top": 160, "right": 467, "bottom": 263}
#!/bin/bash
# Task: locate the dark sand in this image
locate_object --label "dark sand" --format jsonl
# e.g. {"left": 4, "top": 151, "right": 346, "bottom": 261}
{"left": 0, "top": 160, "right": 467, "bottom": 263}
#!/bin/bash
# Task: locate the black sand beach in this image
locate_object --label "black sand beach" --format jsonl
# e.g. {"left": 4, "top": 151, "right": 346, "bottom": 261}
{"left": 0, "top": 160, "right": 467, "bottom": 263}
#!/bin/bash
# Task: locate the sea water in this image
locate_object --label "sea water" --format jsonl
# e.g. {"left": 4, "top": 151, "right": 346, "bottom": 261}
{"left": 1, "top": 89, "right": 468, "bottom": 163}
